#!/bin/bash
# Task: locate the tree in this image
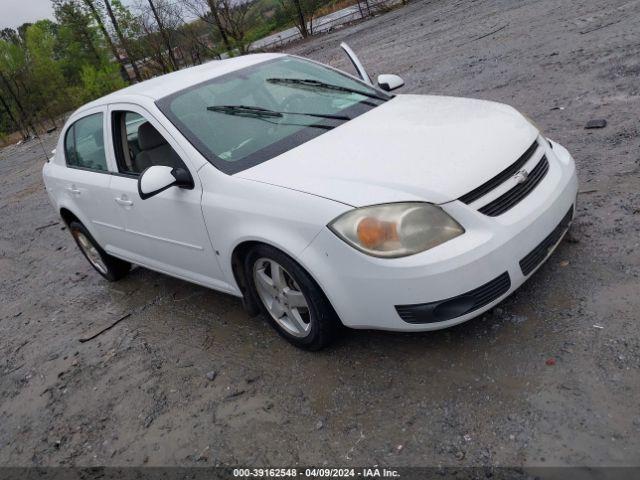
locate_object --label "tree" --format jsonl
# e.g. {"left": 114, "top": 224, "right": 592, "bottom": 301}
{"left": 0, "top": 36, "right": 37, "bottom": 136}
{"left": 292, "top": 0, "right": 308, "bottom": 37}
{"left": 79, "top": 63, "right": 127, "bottom": 102}
{"left": 173, "top": 20, "right": 216, "bottom": 66}
{"left": 24, "top": 21, "right": 68, "bottom": 127}
{"left": 81, "top": 0, "right": 131, "bottom": 83}
{"left": 147, "top": 0, "right": 178, "bottom": 70}
{"left": 279, "top": 0, "right": 322, "bottom": 38}
{"left": 184, "top": 0, "right": 232, "bottom": 53}
{"left": 0, "top": 91, "right": 27, "bottom": 140}
{"left": 0, "top": 3, "right": 136, "bottom": 141}
{"left": 0, "top": 28, "right": 21, "bottom": 45}
{"left": 102, "top": 0, "right": 143, "bottom": 82}
{"left": 54, "top": 0, "right": 106, "bottom": 81}
{"left": 17, "top": 23, "right": 33, "bottom": 44}
{"left": 218, "top": 0, "right": 252, "bottom": 53}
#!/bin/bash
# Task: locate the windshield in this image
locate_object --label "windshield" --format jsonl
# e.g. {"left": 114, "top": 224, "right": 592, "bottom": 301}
{"left": 156, "top": 57, "right": 390, "bottom": 174}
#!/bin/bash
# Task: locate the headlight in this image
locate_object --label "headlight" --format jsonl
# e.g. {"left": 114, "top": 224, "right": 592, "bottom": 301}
{"left": 328, "top": 202, "right": 464, "bottom": 258}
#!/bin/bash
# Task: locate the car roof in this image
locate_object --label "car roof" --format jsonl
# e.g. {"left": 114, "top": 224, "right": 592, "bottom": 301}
{"left": 77, "top": 53, "right": 286, "bottom": 113}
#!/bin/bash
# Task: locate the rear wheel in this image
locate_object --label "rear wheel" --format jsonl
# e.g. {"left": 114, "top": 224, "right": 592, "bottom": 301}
{"left": 244, "top": 244, "right": 339, "bottom": 350}
{"left": 68, "top": 221, "right": 131, "bottom": 281}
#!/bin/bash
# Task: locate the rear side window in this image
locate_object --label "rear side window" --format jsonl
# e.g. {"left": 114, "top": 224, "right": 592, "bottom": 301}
{"left": 64, "top": 113, "right": 108, "bottom": 171}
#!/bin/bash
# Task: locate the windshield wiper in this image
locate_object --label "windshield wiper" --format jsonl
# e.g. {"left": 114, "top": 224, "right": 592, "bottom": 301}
{"left": 266, "top": 78, "right": 388, "bottom": 102}
{"left": 206, "top": 105, "right": 351, "bottom": 121}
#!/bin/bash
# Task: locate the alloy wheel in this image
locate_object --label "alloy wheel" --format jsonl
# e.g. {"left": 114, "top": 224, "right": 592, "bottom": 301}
{"left": 252, "top": 257, "right": 312, "bottom": 338}
{"left": 73, "top": 231, "right": 108, "bottom": 275}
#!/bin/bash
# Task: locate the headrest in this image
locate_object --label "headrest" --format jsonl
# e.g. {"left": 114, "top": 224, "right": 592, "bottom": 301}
{"left": 138, "top": 122, "right": 167, "bottom": 150}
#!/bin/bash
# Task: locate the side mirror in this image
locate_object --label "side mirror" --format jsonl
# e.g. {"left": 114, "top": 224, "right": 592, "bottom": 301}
{"left": 138, "top": 165, "right": 193, "bottom": 200}
{"left": 377, "top": 74, "right": 404, "bottom": 92}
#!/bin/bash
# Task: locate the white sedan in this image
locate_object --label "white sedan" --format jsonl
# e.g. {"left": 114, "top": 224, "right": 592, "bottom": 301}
{"left": 43, "top": 46, "right": 578, "bottom": 350}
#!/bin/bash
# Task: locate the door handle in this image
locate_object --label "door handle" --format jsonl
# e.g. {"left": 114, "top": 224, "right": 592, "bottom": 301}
{"left": 114, "top": 197, "right": 133, "bottom": 207}
{"left": 66, "top": 186, "right": 81, "bottom": 195}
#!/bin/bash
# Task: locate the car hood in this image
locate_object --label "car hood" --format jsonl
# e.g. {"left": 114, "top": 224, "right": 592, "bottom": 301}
{"left": 237, "top": 94, "right": 538, "bottom": 207}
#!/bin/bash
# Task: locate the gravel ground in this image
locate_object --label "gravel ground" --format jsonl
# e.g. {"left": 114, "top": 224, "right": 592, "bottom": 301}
{"left": 1, "top": 0, "right": 639, "bottom": 468}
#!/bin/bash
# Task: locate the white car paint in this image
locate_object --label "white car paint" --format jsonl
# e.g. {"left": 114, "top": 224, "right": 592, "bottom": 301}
{"left": 42, "top": 52, "right": 578, "bottom": 334}
{"left": 238, "top": 94, "right": 539, "bottom": 206}
{"left": 138, "top": 165, "right": 175, "bottom": 195}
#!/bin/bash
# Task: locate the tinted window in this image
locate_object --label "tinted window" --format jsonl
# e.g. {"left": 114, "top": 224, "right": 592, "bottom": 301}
{"left": 157, "top": 57, "right": 389, "bottom": 174}
{"left": 64, "top": 113, "right": 107, "bottom": 171}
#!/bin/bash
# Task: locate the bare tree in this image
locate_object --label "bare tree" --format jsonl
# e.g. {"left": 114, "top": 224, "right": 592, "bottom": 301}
{"left": 0, "top": 92, "right": 29, "bottom": 140}
{"left": 183, "top": 0, "right": 232, "bottom": 53}
{"left": 292, "top": 0, "right": 308, "bottom": 37}
{"left": 175, "top": 20, "right": 220, "bottom": 64}
{"left": 218, "top": 0, "right": 252, "bottom": 53}
{"left": 279, "top": 0, "right": 322, "bottom": 38}
{"left": 81, "top": 0, "right": 131, "bottom": 83}
{"left": 102, "top": 0, "right": 143, "bottom": 82}
{"left": 137, "top": 7, "right": 171, "bottom": 73}
{"left": 0, "top": 70, "right": 37, "bottom": 137}
{"left": 147, "top": 0, "right": 178, "bottom": 70}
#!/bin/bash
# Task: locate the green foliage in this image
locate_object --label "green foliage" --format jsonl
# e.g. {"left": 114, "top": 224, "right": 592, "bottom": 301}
{"left": 0, "top": 1, "right": 129, "bottom": 138}
{"left": 79, "top": 63, "right": 127, "bottom": 102}
{"left": 108, "top": 0, "right": 145, "bottom": 64}
{"left": 24, "top": 21, "right": 68, "bottom": 117}
{"left": 0, "top": 0, "right": 365, "bottom": 139}
{"left": 54, "top": 0, "right": 108, "bottom": 82}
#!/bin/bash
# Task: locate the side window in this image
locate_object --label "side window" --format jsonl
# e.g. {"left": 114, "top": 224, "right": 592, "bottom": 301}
{"left": 112, "top": 110, "right": 187, "bottom": 176}
{"left": 64, "top": 113, "right": 108, "bottom": 171}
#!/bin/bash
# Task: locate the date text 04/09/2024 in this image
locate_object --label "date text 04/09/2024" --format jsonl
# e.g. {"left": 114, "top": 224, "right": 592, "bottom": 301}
{"left": 232, "top": 468, "right": 401, "bottom": 478}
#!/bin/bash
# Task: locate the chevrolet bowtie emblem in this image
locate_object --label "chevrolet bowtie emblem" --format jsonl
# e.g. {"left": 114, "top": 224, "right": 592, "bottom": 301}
{"left": 513, "top": 169, "right": 529, "bottom": 184}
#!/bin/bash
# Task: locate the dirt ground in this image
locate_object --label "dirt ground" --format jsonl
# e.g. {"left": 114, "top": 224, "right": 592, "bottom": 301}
{"left": 1, "top": 0, "right": 639, "bottom": 469}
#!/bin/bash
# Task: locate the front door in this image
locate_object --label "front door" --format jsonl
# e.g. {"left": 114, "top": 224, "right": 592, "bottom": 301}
{"left": 105, "top": 105, "right": 227, "bottom": 291}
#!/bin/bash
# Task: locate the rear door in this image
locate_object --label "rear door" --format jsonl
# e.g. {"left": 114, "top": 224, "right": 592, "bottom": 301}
{"left": 56, "top": 109, "right": 122, "bottom": 251}
{"left": 105, "top": 103, "right": 227, "bottom": 291}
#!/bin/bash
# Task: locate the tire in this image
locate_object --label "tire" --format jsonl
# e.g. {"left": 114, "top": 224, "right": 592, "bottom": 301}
{"left": 243, "top": 244, "right": 340, "bottom": 350}
{"left": 68, "top": 220, "right": 131, "bottom": 282}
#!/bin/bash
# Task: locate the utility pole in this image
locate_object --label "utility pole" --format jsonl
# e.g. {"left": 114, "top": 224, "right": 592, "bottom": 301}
{"left": 82, "top": 0, "right": 131, "bottom": 84}
{"left": 206, "top": 0, "right": 232, "bottom": 53}
{"left": 103, "top": 0, "right": 143, "bottom": 82}
{"left": 148, "top": 0, "right": 178, "bottom": 71}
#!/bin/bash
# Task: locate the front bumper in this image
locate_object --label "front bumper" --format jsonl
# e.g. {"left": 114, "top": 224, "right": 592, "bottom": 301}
{"left": 299, "top": 139, "right": 578, "bottom": 331}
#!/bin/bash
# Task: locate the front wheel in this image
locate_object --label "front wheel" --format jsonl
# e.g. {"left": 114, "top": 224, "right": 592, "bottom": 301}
{"left": 244, "top": 244, "right": 340, "bottom": 350}
{"left": 68, "top": 221, "right": 131, "bottom": 282}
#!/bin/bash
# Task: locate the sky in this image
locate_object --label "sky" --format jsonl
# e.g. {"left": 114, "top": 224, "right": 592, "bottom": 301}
{"left": 1, "top": 0, "right": 55, "bottom": 29}
{"left": 0, "top": 0, "right": 137, "bottom": 30}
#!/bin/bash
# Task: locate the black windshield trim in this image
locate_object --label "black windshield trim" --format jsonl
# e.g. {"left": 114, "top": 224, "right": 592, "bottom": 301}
{"left": 155, "top": 57, "right": 389, "bottom": 175}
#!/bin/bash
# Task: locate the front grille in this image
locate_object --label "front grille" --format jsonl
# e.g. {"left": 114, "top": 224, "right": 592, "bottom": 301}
{"left": 459, "top": 140, "right": 539, "bottom": 205}
{"left": 478, "top": 156, "right": 549, "bottom": 216}
{"left": 396, "top": 272, "right": 511, "bottom": 324}
{"left": 520, "top": 206, "right": 574, "bottom": 276}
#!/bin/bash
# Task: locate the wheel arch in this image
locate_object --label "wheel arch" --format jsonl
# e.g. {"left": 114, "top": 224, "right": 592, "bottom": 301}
{"left": 230, "top": 239, "right": 339, "bottom": 322}
{"left": 59, "top": 207, "right": 81, "bottom": 226}
{"left": 58, "top": 205, "right": 103, "bottom": 247}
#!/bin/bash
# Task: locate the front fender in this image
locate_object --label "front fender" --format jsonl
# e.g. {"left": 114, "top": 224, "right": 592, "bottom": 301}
{"left": 197, "top": 165, "right": 351, "bottom": 292}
